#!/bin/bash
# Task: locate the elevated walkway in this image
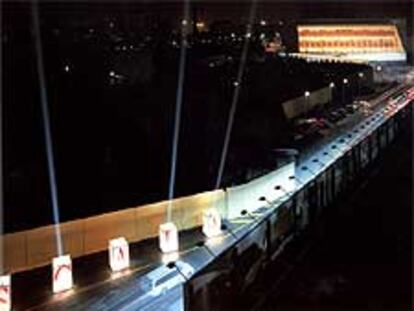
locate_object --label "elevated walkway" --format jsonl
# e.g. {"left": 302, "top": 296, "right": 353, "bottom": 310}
{"left": 4, "top": 84, "right": 413, "bottom": 310}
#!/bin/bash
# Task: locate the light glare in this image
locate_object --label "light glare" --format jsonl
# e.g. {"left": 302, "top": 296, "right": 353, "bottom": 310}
{"left": 108, "top": 237, "right": 130, "bottom": 272}
{"left": 52, "top": 255, "right": 73, "bottom": 294}
{"left": 159, "top": 222, "right": 179, "bottom": 253}
{"left": 0, "top": 275, "right": 11, "bottom": 311}
{"left": 202, "top": 208, "right": 222, "bottom": 238}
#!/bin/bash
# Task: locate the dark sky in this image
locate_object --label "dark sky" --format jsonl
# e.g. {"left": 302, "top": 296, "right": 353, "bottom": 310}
{"left": 3, "top": 0, "right": 413, "bottom": 233}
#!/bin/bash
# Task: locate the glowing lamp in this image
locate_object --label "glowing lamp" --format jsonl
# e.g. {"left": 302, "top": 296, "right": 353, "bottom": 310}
{"left": 159, "top": 222, "right": 179, "bottom": 253}
{"left": 202, "top": 208, "right": 222, "bottom": 238}
{"left": 196, "top": 22, "right": 205, "bottom": 29}
{"left": 52, "top": 255, "right": 73, "bottom": 293}
{"left": 0, "top": 275, "right": 11, "bottom": 311}
{"left": 109, "top": 237, "right": 130, "bottom": 272}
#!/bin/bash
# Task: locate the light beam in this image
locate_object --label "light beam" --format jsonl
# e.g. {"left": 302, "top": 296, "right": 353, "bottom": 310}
{"left": 215, "top": 0, "right": 258, "bottom": 190}
{"left": 32, "top": 0, "right": 64, "bottom": 256}
{"left": 166, "top": 0, "right": 191, "bottom": 222}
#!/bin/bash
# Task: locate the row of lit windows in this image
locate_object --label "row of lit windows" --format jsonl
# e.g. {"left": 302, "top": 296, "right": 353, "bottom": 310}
{"left": 299, "top": 39, "right": 398, "bottom": 49}
{"left": 298, "top": 29, "right": 396, "bottom": 37}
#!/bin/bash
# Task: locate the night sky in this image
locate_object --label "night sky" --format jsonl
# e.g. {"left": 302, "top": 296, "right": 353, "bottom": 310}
{"left": 3, "top": 1, "right": 413, "bottom": 232}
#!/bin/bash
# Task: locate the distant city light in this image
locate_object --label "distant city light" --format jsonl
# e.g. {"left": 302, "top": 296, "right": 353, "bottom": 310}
{"left": 343, "top": 78, "right": 349, "bottom": 84}
{"left": 109, "top": 22, "right": 114, "bottom": 28}
{"left": 64, "top": 65, "right": 70, "bottom": 73}
{"left": 196, "top": 22, "right": 205, "bottom": 29}
{"left": 246, "top": 32, "right": 252, "bottom": 39}
{"left": 304, "top": 91, "right": 310, "bottom": 97}
{"left": 260, "top": 20, "right": 267, "bottom": 26}
{"left": 329, "top": 82, "right": 335, "bottom": 88}
{"left": 233, "top": 81, "right": 240, "bottom": 87}
{"left": 358, "top": 72, "right": 364, "bottom": 78}
{"left": 376, "top": 65, "right": 382, "bottom": 71}
{"left": 182, "top": 19, "right": 188, "bottom": 26}
{"left": 260, "top": 33, "right": 265, "bottom": 40}
{"left": 109, "top": 70, "right": 115, "bottom": 77}
{"left": 231, "top": 32, "right": 236, "bottom": 38}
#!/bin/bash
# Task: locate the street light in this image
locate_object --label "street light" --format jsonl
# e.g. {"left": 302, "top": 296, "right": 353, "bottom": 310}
{"left": 329, "top": 82, "right": 335, "bottom": 105}
{"left": 375, "top": 65, "right": 383, "bottom": 81}
{"left": 358, "top": 72, "right": 364, "bottom": 97}
{"left": 342, "top": 78, "right": 349, "bottom": 104}
{"left": 304, "top": 91, "right": 310, "bottom": 114}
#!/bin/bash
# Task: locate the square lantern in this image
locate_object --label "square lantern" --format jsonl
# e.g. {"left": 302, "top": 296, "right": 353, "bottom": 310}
{"left": 0, "top": 275, "right": 11, "bottom": 311}
{"left": 52, "top": 255, "right": 73, "bottom": 293}
{"left": 159, "top": 222, "right": 179, "bottom": 253}
{"left": 202, "top": 208, "right": 222, "bottom": 238}
{"left": 109, "top": 237, "right": 130, "bottom": 272}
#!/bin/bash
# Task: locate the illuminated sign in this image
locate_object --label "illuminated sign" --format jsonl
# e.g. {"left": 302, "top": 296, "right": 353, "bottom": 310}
{"left": 297, "top": 24, "right": 405, "bottom": 61}
{"left": 0, "top": 275, "right": 11, "bottom": 311}
{"left": 109, "top": 237, "right": 130, "bottom": 272}
{"left": 159, "top": 222, "right": 179, "bottom": 253}
{"left": 202, "top": 208, "right": 222, "bottom": 238}
{"left": 52, "top": 255, "right": 73, "bottom": 293}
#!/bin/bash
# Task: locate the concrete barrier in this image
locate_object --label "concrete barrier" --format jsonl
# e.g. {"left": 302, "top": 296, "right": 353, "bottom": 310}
{"left": 226, "top": 162, "right": 295, "bottom": 219}
{"left": 282, "top": 86, "right": 331, "bottom": 119}
{"left": 2, "top": 190, "right": 226, "bottom": 273}
{"left": 2, "top": 160, "right": 295, "bottom": 274}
